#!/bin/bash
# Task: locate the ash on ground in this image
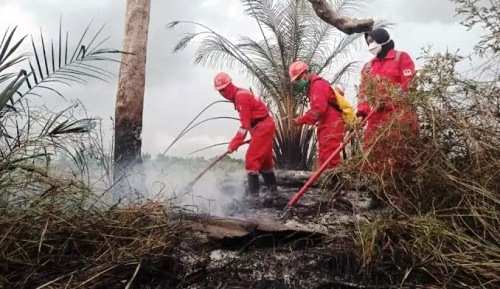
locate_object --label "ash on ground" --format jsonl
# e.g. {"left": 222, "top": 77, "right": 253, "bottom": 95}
{"left": 155, "top": 174, "right": 383, "bottom": 289}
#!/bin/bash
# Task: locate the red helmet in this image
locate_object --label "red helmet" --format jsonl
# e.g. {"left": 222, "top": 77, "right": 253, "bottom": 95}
{"left": 289, "top": 61, "right": 309, "bottom": 82}
{"left": 214, "top": 72, "right": 232, "bottom": 90}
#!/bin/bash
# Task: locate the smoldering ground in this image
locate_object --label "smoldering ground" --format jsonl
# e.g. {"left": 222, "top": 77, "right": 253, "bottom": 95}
{"left": 71, "top": 154, "right": 251, "bottom": 218}
{"left": 144, "top": 159, "right": 249, "bottom": 217}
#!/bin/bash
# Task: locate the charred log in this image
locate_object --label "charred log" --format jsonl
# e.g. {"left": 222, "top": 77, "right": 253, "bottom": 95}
{"left": 262, "top": 170, "right": 366, "bottom": 190}
{"left": 272, "top": 169, "right": 316, "bottom": 187}
{"left": 179, "top": 215, "right": 326, "bottom": 250}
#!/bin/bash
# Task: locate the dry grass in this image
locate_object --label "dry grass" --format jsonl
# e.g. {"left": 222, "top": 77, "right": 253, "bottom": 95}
{"left": 331, "top": 47, "right": 500, "bottom": 288}
{"left": 0, "top": 19, "right": 181, "bottom": 289}
{"left": 1, "top": 198, "right": 178, "bottom": 288}
{"left": 0, "top": 104, "right": 182, "bottom": 288}
{"left": 1, "top": 2, "right": 499, "bottom": 288}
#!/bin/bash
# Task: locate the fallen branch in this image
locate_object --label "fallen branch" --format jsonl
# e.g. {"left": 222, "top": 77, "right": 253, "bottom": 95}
{"left": 307, "top": 0, "right": 374, "bottom": 34}
{"left": 272, "top": 170, "right": 315, "bottom": 188}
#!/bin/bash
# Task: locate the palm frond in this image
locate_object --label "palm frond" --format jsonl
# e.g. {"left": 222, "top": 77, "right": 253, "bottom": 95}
{"left": 194, "top": 37, "right": 275, "bottom": 86}
{"left": 242, "top": 0, "right": 282, "bottom": 78}
{"left": 242, "top": 0, "right": 282, "bottom": 44}
{"left": 161, "top": 100, "right": 231, "bottom": 156}
{"left": 188, "top": 141, "right": 231, "bottom": 155}
{"left": 326, "top": 60, "right": 363, "bottom": 85}
{"left": 0, "top": 19, "right": 122, "bottom": 183}
{"left": 332, "top": 0, "right": 369, "bottom": 15}
{"left": 174, "top": 116, "right": 240, "bottom": 142}
{"left": 0, "top": 27, "right": 29, "bottom": 115}
{"left": 0, "top": 26, "right": 28, "bottom": 76}
{"left": 168, "top": 21, "right": 280, "bottom": 97}
{"left": 316, "top": 32, "right": 363, "bottom": 74}
{"left": 0, "top": 70, "right": 29, "bottom": 112}
{"left": 51, "top": 119, "right": 95, "bottom": 135}
{"left": 236, "top": 36, "right": 284, "bottom": 94}
{"left": 20, "top": 20, "right": 122, "bottom": 100}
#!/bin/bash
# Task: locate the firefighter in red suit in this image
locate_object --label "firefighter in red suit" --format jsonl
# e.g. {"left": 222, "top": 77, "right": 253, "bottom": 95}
{"left": 213, "top": 72, "right": 278, "bottom": 198}
{"left": 356, "top": 28, "right": 419, "bottom": 176}
{"left": 288, "top": 61, "right": 346, "bottom": 169}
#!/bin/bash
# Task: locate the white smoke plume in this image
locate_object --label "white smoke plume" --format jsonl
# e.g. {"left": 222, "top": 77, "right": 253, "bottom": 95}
{"left": 144, "top": 160, "right": 248, "bottom": 217}
{"left": 81, "top": 156, "right": 249, "bottom": 218}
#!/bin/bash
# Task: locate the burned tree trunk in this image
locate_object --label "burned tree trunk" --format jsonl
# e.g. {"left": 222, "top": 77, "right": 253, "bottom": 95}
{"left": 113, "top": 0, "right": 151, "bottom": 201}
{"left": 306, "top": 0, "right": 374, "bottom": 34}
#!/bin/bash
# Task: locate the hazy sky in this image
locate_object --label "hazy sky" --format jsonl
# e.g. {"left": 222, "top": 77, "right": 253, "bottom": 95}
{"left": 0, "top": 0, "right": 484, "bottom": 159}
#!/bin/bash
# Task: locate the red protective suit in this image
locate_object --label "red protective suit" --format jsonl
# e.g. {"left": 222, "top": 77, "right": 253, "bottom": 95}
{"left": 296, "top": 75, "right": 345, "bottom": 169}
{"left": 221, "top": 83, "right": 275, "bottom": 173}
{"left": 357, "top": 49, "right": 419, "bottom": 175}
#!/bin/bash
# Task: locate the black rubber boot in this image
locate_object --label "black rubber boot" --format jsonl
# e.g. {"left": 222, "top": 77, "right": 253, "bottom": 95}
{"left": 247, "top": 173, "right": 261, "bottom": 197}
{"left": 261, "top": 171, "right": 278, "bottom": 195}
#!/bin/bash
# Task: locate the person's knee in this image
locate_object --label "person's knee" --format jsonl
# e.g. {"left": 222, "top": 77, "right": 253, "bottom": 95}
{"left": 245, "top": 163, "right": 259, "bottom": 172}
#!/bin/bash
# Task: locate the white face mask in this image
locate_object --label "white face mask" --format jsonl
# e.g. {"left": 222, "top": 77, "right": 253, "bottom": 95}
{"left": 368, "top": 42, "right": 381, "bottom": 56}
{"left": 368, "top": 39, "right": 391, "bottom": 56}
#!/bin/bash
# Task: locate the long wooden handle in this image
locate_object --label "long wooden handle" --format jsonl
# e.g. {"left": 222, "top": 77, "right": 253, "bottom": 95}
{"left": 189, "top": 139, "right": 251, "bottom": 186}
{"left": 190, "top": 152, "right": 229, "bottom": 185}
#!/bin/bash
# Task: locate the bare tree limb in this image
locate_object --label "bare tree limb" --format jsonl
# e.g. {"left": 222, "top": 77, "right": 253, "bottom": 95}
{"left": 307, "top": 0, "right": 374, "bottom": 34}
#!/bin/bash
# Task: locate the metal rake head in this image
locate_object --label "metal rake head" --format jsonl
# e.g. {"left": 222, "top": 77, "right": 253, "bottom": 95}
{"left": 279, "top": 205, "right": 294, "bottom": 221}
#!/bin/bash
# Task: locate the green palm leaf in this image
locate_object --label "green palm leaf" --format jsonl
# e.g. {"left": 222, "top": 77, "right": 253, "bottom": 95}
{"left": 22, "top": 20, "right": 121, "bottom": 100}
{"left": 0, "top": 70, "right": 29, "bottom": 112}
{"left": 0, "top": 19, "right": 122, "bottom": 181}
{"left": 0, "top": 20, "right": 122, "bottom": 115}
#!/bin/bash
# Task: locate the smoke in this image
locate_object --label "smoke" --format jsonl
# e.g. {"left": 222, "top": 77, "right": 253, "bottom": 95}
{"left": 44, "top": 117, "right": 249, "bottom": 217}
{"left": 89, "top": 157, "right": 248, "bottom": 218}
{"left": 144, "top": 160, "right": 248, "bottom": 217}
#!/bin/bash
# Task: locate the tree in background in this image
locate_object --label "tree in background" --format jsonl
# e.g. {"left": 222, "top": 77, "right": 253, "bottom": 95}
{"left": 113, "top": 0, "right": 151, "bottom": 201}
{"left": 170, "top": 0, "right": 382, "bottom": 170}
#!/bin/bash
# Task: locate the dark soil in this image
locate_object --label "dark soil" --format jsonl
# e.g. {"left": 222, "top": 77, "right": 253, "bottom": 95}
{"left": 133, "top": 186, "right": 395, "bottom": 289}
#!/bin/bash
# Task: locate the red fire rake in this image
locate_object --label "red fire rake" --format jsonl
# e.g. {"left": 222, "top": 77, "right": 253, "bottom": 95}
{"left": 280, "top": 108, "right": 377, "bottom": 219}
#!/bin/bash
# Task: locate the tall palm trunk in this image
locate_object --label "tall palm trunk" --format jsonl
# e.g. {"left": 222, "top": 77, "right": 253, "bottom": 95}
{"left": 113, "top": 0, "right": 151, "bottom": 200}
